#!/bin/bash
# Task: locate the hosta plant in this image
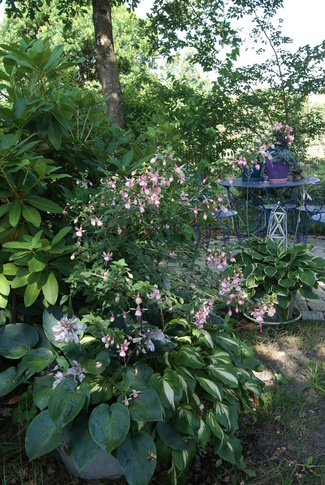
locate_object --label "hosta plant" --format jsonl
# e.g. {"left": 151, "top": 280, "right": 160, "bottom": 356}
{"left": 0, "top": 298, "right": 264, "bottom": 485}
{"left": 234, "top": 239, "right": 325, "bottom": 322}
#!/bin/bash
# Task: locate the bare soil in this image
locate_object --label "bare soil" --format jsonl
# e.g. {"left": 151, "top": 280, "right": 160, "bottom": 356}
{"left": 1, "top": 319, "right": 325, "bottom": 485}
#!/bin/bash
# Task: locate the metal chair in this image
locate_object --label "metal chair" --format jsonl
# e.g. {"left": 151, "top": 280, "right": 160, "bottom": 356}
{"left": 296, "top": 182, "right": 325, "bottom": 243}
{"left": 185, "top": 167, "right": 237, "bottom": 248}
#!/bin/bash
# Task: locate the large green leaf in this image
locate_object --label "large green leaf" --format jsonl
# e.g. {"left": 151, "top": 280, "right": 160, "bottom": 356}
{"left": 17, "top": 348, "right": 55, "bottom": 379}
{"left": 28, "top": 255, "right": 47, "bottom": 273}
{"left": 214, "top": 402, "right": 238, "bottom": 433}
{"left": 299, "top": 269, "right": 316, "bottom": 286}
{"left": 42, "top": 271, "right": 59, "bottom": 305}
{"left": 24, "top": 282, "right": 41, "bottom": 307}
{"left": 0, "top": 366, "right": 23, "bottom": 397}
{"left": 48, "top": 378, "right": 88, "bottom": 430}
{"left": 127, "top": 386, "right": 163, "bottom": 422}
{"left": 25, "top": 410, "right": 68, "bottom": 460}
{"left": 89, "top": 403, "right": 130, "bottom": 454}
{"left": 25, "top": 196, "right": 62, "bottom": 213}
{"left": 21, "top": 204, "right": 41, "bottom": 227}
{"left": 217, "top": 435, "right": 242, "bottom": 465}
{"left": 33, "top": 375, "right": 56, "bottom": 410}
{"left": 171, "top": 345, "right": 205, "bottom": 369}
{"left": 0, "top": 274, "right": 10, "bottom": 296}
{"left": 207, "top": 364, "right": 239, "bottom": 388}
{"left": 70, "top": 415, "right": 101, "bottom": 472}
{"left": 195, "top": 373, "right": 223, "bottom": 401}
{"left": 157, "top": 422, "right": 189, "bottom": 451}
{"left": 117, "top": 431, "right": 156, "bottom": 485}
{"left": 149, "top": 369, "right": 182, "bottom": 411}
{"left": 0, "top": 323, "right": 39, "bottom": 358}
{"left": 8, "top": 201, "right": 21, "bottom": 227}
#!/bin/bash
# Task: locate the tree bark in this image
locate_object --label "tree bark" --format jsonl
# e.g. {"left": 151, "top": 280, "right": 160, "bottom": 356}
{"left": 92, "top": 0, "right": 125, "bottom": 127}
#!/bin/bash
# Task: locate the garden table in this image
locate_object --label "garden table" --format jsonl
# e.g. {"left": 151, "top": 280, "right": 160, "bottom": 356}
{"left": 219, "top": 175, "right": 320, "bottom": 241}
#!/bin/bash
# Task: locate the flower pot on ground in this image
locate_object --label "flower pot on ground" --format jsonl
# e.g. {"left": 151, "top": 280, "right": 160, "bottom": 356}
{"left": 233, "top": 239, "right": 325, "bottom": 325}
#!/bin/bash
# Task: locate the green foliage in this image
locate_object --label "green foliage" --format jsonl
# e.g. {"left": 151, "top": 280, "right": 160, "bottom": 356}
{"left": 0, "top": 37, "right": 154, "bottom": 315}
{"left": 235, "top": 239, "right": 325, "bottom": 319}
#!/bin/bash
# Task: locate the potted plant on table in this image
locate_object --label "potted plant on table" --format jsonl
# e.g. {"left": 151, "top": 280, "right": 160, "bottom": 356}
{"left": 265, "top": 123, "right": 300, "bottom": 184}
{"left": 233, "top": 239, "right": 325, "bottom": 325}
{"left": 234, "top": 140, "right": 268, "bottom": 182}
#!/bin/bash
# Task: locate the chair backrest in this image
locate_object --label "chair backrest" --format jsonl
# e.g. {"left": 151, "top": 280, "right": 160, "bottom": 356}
{"left": 304, "top": 183, "right": 325, "bottom": 220}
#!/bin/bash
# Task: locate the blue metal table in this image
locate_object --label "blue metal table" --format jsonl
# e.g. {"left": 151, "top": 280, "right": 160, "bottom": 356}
{"left": 219, "top": 176, "right": 320, "bottom": 241}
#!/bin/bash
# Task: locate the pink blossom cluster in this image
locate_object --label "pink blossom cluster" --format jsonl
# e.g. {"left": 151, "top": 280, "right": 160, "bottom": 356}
{"left": 218, "top": 271, "right": 249, "bottom": 314}
{"left": 271, "top": 123, "right": 294, "bottom": 147}
{"left": 206, "top": 248, "right": 236, "bottom": 269}
{"left": 193, "top": 300, "right": 214, "bottom": 330}
{"left": 251, "top": 299, "right": 276, "bottom": 331}
{"left": 108, "top": 164, "right": 182, "bottom": 215}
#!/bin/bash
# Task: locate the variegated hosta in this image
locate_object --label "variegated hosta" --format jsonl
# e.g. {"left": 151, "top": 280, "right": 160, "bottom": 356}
{"left": 0, "top": 301, "right": 264, "bottom": 485}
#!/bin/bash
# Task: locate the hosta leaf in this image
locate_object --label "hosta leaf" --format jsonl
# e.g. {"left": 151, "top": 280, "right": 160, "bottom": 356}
{"left": 89, "top": 403, "right": 130, "bottom": 454}
{"left": 127, "top": 386, "right": 163, "bottom": 422}
{"left": 171, "top": 345, "right": 205, "bottom": 369}
{"left": 0, "top": 323, "right": 39, "bottom": 358}
{"left": 205, "top": 409, "right": 224, "bottom": 440}
{"left": 217, "top": 435, "right": 242, "bottom": 465}
{"left": 70, "top": 415, "right": 101, "bottom": 472}
{"left": 33, "top": 375, "right": 56, "bottom": 410}
{"left": 214, "top": 402, "right": 238, "bottom": 432}
{"left": 26, "top": 410, "right": 68, "bottom": 460}
{"left": 195, "top": 374, "right": 223, "bottom": 401}
{"left": 0, "top": 366, "right": 23, "bottom": 397}
{"left": 117, "top": 431, "right": 156, "bottom": 485}
{"left": 17, "top": 348, "right": 55, "bottom": 379}
{"left": 299, "top": 269, "right": 316, "bottom": 286}
{"left": 149, "top": 369, "right": 182, "bottom": 411}
{"left": 48, "top": 378, "right": 88, "bottom": 430}
{"left": 157, "top": 422, "right": 189, "bottom": 451}
{"left": 207, "top": 364, "right": 239, "bottom": 388}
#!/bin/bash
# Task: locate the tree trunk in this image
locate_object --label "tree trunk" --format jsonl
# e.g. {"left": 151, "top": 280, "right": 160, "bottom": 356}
{"left": 92, "top": 0, "right": 125, "bottom": 127}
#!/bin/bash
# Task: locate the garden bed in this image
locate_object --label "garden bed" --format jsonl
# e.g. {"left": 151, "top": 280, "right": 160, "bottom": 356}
{"left": 2, "top": 317, "right": 325, "bottom": 485}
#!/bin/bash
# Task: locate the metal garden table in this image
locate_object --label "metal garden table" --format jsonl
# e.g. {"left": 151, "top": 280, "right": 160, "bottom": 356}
{"left": 219, "top": 176, "right": 320, "bottom": 241}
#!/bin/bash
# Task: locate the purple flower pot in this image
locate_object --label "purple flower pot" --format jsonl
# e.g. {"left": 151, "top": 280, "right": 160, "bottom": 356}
{"left": 266, "top": 158, "right": 289, "bottom": 184}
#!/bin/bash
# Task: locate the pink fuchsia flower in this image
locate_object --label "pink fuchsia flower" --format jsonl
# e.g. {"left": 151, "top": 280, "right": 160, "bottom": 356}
{"left": 102, "top": 251, "right": 113, "bottom": 270}
{"left": 123, "top": 396, "right": 130, "bottom": 407}
{"left": 135, "top": 293, "right": 142, "bottom": 305}
{"left": 149, "top": 287, "right": 161, "bottom": 300}
{"left": 118, "top": 340, "right": 130, "bottom": 361}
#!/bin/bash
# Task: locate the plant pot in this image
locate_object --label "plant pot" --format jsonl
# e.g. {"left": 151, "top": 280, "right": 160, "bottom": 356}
{"left": 245, "top": 306, "right": 301, "bottom": 326}
{"left": 241, "top": 162, "right": 265, "bottom": 182}
{"left": 58, "top": 445, "right": 124, "bottom": 480}
{"left": 266, "top": 158, "right": 290, "bottom": 184}
{"left": 246, "top": 291, "right": 301, "bottom": 326}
